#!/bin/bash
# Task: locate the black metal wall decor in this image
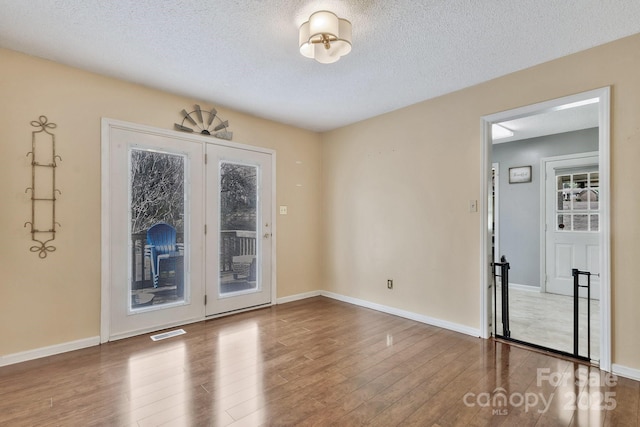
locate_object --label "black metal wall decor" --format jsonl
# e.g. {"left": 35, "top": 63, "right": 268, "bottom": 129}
{"left": 174, "top": 104, "right": 233, "bottom": 140}
{"left": 24, "top": 115, "right": 61, "bottom": 258}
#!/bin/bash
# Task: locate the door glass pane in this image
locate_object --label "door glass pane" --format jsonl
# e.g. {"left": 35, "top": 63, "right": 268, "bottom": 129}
{"left": 589, "top": 172, "right": 599, "bottom": 210}
{"left": 556, "top": 171, "right": 600, "bottom": 233}
{"left": 574, "top": 173, "right": 588, "bottom": 188}
{"left": 557, "top": 175, "right": 572, "bottom": 211}
{"left": 557, "top": 175, "right": 571, "bottom": 191}
{"left": 571, "top": 174, "right": 586, "bottom": 213}
{"left": 557, "top": 214, "right": 571, "bottom": 231}
{"left": 573, "top": 214, "right": 588, "bottom": 231}
{"left": 557, "top": 191, "right": 567, "bottom": 211}
{"left": 588, "top": 194, "right": 599, "bottom": 211}
{"left": 219, "top": 162, "right": 259, "bottom": 296}
{"left": 130, "top": 148, "right": 186, "bottom": 311}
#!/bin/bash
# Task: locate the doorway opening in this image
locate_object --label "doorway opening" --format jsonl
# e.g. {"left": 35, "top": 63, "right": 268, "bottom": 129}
{"left": 480, "top": 88, "right": 611, "bottom": 369}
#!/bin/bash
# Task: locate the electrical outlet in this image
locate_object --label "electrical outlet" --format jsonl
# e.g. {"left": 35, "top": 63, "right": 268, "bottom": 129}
{"left": 387, "top": 279, "right": 393, "bottom": 289}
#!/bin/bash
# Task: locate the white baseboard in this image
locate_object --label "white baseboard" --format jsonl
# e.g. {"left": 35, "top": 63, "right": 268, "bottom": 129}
{"left": 276, "top": 290, "right": 321, "bottom": 304}
{"left": 110, "top": 316, "right": 205, "bottom": 341}
{"left": 6, "top": 292, "right": 629, "bottom": 375}
{"left": 320, "top": 291, "right": 481, "bottom": 338}
{"left": 612, "top": 364, "right": 640, "bottom": 381}
{"left": 509, "top": 283, "right": 540, "bottom": 292}
{"left": 0, "top": 336, "right": 100, "bottom": 367}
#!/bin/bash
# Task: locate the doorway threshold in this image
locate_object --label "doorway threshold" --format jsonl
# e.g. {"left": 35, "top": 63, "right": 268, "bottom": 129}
{"left": 492, "top": 335, "right": 598, "bottom": 367}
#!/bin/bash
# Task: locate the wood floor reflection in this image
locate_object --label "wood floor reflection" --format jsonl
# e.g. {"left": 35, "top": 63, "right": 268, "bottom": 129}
{"left": 0, "top": 297, "right": 637, "bottom": 426}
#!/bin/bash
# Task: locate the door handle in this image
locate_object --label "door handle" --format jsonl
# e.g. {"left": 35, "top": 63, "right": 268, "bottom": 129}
{"left": 263, "top": 233, "right": 271, "bottom": 238}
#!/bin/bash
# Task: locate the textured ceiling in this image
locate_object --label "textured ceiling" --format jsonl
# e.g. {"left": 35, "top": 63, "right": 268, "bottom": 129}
{"left": 1, "top": 0, "right": 639, "bottom": 132}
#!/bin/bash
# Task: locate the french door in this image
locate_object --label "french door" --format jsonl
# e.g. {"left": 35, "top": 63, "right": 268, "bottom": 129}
{"left": 103, "top": 119, "right": 273, "bottom": 341}
{"left": 205, "top": 145, "right": 272, "bottom": 316}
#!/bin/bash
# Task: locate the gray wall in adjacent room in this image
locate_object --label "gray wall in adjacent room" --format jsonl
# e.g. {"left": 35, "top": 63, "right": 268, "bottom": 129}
{"left": 492, "top": 128, "right": 598, "bottom": 288}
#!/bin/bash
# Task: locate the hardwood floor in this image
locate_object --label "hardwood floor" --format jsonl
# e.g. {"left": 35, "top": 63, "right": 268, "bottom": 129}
{"left": 1, "top": 297, "right": 637, "bottom": 426}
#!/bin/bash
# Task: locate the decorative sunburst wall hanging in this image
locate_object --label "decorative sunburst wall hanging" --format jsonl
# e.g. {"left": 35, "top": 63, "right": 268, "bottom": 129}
{"left": 174, "top": 105, "right": 233, "bottom": 140}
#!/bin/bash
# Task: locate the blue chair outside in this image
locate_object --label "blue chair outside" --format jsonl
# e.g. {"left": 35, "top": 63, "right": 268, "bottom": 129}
{"left": 145, "top": 222, "right": 183, "bottom": 288}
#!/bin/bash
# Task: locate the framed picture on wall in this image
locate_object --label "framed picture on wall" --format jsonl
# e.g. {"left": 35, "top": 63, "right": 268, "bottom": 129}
{"left": 509, "top": 166, "right": 532, "bottom": 183}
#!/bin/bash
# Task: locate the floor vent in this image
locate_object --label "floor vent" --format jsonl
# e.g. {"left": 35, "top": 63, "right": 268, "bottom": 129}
{"left": 150, "top": 329, "right": 186, "bottom": 341}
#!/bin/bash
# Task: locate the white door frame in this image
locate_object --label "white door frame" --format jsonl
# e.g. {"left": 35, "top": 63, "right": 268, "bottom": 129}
{"left": 540, "top": 152, "right": 599, "bottom": 294}
{"left": 479, "top": 87, "right": 611, "bottom": 371}
{"left": 491, "top": 162, "right": 500, "bottom": 264}
{"left": 100, "top": 118, "right": 277, "bottom": 343}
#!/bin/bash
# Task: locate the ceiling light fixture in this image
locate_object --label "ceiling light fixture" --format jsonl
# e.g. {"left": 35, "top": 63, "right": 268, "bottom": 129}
{"left": 299, "top": 10, "right": 352, "bottom": 64}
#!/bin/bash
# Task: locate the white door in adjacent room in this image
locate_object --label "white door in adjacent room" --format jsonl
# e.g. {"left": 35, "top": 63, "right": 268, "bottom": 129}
{"left": 544, "top": 154, "right": 600, "bottom": 299}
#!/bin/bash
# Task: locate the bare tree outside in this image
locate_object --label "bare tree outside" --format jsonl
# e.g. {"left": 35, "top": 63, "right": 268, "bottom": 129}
{"left": 130, "top": 149, "right": 185, "bottom": 233}
{"left": 220, "top": 163, "right": 257, "bottom": 231}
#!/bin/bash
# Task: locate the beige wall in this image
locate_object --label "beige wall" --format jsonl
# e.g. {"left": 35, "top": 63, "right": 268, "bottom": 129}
{"left": 0, "top": 48, "right": 322, "bottom": 355}
{"left": 2, "top": 33, "right": 640, "bottom": 371}
{"left": 322, "top": 34, "right": 640, "bottom": 370}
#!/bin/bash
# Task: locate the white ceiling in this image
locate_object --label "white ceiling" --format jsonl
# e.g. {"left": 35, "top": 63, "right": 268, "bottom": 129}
{"left": 1, "top": 0, "right": 639, "bottom": 132}
{"left": 493, "top": 102, "right": 600, "bottom": 144}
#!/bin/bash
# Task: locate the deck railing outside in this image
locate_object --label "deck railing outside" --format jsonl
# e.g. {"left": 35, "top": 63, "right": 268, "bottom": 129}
{"left": 131, "top": 230, "right": 256, "bottom": 289}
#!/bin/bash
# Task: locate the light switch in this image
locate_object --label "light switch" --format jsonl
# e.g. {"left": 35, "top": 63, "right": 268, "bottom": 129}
{"left": 279, "top": 205, "right": 288, "bottom": 215}
{"left": 469, "top": 200, "right": 478, "bottom": 212}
